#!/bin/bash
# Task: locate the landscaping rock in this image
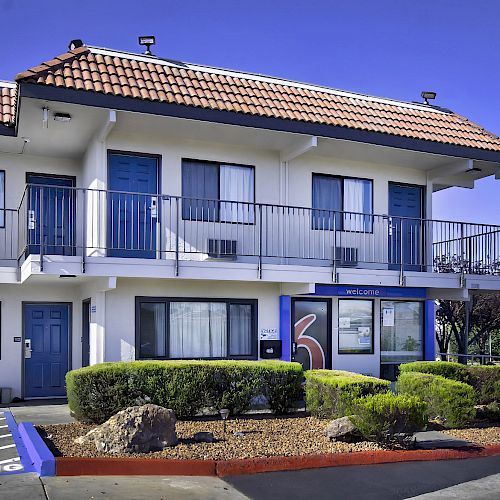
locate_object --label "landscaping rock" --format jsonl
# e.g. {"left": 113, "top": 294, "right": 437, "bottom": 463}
{"left": 325, "top": 416, "right": 360, "bottom": 441}
{"left": 193, "top": 431, "right": 215, "bottom": 443}
{"left": 77, "top": 404, "right": 178, "bottom": 453}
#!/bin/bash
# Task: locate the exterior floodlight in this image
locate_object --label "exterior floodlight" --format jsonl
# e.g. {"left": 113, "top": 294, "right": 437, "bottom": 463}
{"left": 219, "top": 408, "right": 230, "bottom": 433}
{"left": 138, "top": 36, "right": 156, "bottom": 55}
{"left": 68, "top": 39, "right": 84, "bottom": 51}
{"left": 53, "top": 113, "right": 72, "bottom": 123}
{"left": 421, "top": 91, "right": 437, "bottom": 105}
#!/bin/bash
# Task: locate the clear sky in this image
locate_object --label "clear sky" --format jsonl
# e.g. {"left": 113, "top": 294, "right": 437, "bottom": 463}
{"left": 1, "top": 0, "right": 499, "bottom": 224}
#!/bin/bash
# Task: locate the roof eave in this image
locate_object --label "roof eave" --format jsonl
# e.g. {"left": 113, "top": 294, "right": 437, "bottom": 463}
{"left": 18, "top": 82, "right": 500, "bottom": 164}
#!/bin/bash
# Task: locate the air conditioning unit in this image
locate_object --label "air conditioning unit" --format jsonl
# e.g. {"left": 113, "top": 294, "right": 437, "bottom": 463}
{"left": 208, "top": 239, "right": 237, "bottom": 259}
{"left": 334, "top": 246, "right": 358, "bottom": 267}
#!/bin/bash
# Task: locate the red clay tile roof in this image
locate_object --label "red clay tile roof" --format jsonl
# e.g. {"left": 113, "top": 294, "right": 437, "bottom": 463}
{"left": 0, "top": 81, "right": 16, "bottom": 126}
{"left": 15, "top": 46, "right": 500, "bottom": 152}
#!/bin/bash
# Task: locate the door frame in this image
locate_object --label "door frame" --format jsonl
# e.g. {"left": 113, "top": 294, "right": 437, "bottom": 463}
{"left": 21, "top": 302, "right": 73, "bottom": 399}
{"left": 25, "top": 172, "right": 77, "bottom": 257}
{"left": 106, "top": 150, "right": 162, "bottom": 258}
{"left": 81, "top": 298, "right": 91, "bottom": 367}
{"left": 291, "top": 297, "right": 332, "bottom": 370}
{"left": 387, "top": 182, "right": 426, "bottom": 271}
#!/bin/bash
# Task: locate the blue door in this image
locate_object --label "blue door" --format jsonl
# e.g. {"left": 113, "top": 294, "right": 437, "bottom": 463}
{"left": 27, "top": 175, "right": 75, "bottom": 256}
{"left": 24, "top": 304, "right": 70, "bottom": 398}
{"left": 388, "top": 183, "right": 423, "bottom": 271}
{"left": 107, "top": 154, "right": 159, "bottom": 258}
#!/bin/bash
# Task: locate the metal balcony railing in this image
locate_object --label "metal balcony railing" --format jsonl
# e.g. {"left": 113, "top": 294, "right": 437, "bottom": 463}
{"left": 5, "top": 184, "right": 499, "bottom": 279}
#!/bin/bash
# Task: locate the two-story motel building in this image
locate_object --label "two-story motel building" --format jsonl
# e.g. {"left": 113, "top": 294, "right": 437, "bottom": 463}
{"left": 0, "top": 40, "right": 499, "bottom": 399}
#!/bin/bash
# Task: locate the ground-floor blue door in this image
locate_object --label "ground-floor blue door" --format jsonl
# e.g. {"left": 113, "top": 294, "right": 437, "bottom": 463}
{"left": 24, "top": 304, "right": 70, "bottom": 398}
{"left": 27, "top": 175, "right": 75, "bottom": 256}
{"left": 388, "top": 183, "right": 423, "bottom": 271}
{"left": 107, "top": 153, "right": 159, "bottom": 258}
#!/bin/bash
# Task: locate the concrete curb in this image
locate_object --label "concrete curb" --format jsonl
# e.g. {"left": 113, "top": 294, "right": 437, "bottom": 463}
{"left": 54, "top": 444, "right": 500, "bottom": 477}
{"left": 2, "top": 411, "right": 34, "bottom": 475}
{"left": 18, "top": 422, "right": 55, "bottom": 476}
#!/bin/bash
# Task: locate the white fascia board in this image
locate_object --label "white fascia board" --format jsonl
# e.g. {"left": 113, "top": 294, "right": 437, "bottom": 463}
{"left": 280, "top": 136, "right": 318, "bottom": 162}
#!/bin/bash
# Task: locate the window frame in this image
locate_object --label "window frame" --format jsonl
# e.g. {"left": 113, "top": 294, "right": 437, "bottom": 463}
{"left": 311, "top": 173, "right": 374, "bottom": 233}
{"left": 135, "top": 296, "right": 258, "bottom": 360}
{"left": 181, "top": 158, "right": 256, "bottom": 225}
{"left": 337, "top": 298, "right": 375, "bottom": 355}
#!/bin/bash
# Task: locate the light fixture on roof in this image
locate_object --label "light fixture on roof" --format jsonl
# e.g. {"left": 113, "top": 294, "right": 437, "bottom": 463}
{"left": 68, "top": 39, "right": 84, "bottom": 50}
{"left": 466, "top": 166, "right": 482, "bottom": 173}
{"left": 421, "top": 91, "right": 437, "bottom": 105}
{"left": 138, "top": 36, "right": 156, "bottom": 56}
{"left": 53, "top": 112, "right": 72, "bottom": 123}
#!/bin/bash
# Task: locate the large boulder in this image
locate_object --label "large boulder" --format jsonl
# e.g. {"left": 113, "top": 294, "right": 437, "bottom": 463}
{"left": 325, "top": 416, "right": 361, "bottom": 441}
{"left": 77, "top": 404, "right": 178, "bottom": 453}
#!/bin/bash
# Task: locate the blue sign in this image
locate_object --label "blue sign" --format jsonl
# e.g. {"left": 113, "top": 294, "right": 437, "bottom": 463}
{"left": 313, "top": 284, "right": 426, "bottom": 299}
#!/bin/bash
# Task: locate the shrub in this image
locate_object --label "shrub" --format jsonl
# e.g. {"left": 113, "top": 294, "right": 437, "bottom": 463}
{"left": 304, "top": 370, "right": 390, "bottom": 419}
{"left": 66, "top": 360, "right": 303, "bottom": 423}
{"left": 399, "top": 361, "right": 469, "bottom": 383}
{"left": 466, "top": 366, "right": 500, "bottom": 405}
{"left": 350, "top": 393, "right": 427, "bottom": 444}
{"left": 396, "top": 372, "right": 476, "bottom": 428}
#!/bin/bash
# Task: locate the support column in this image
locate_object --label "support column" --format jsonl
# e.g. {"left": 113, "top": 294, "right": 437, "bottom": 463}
{"left": 279, "top": 295, "right": 291, "bottom": 361}
{"left": 424, "top": 299, "right": 436, "bottom": 361}
{"left": 89, "top": 291, "right": 106, "bottom": 365}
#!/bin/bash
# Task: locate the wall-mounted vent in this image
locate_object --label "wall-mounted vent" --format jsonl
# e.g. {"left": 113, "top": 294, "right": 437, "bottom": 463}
{"left": 335, "top": 247, "right": 358, "bottom": 267}
{"left": 208, "top": 239, "right": 237, "bottom": 259}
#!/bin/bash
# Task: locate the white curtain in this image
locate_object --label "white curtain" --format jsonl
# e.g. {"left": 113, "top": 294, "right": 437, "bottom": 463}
{"left": 169, "top": 302, "right": 227, "bottom": 358}
{"left": 229, "top": 304, "right": 252, "bottom": 356}
{"left": 220, "top": 165, "right": 255, "bottom": 223}
{"left": 343, "top": 178, "right": 371, "bottom": 232}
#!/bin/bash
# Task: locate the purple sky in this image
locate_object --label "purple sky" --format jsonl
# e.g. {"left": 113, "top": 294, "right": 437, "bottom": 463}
{"left": 1, "top": 0, "right": 499, "bottom": 225}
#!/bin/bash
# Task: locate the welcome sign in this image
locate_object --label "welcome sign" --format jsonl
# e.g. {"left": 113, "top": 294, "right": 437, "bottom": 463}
{"left": 313, "top": 285, "right": 427, "bottom": 299}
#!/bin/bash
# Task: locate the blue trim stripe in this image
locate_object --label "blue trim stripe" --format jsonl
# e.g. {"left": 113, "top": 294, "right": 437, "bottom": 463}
{"left": 424, "top": 300, "right": 436, "bottom": 361}
{"left": 313, "top": 284, "right": 426, "bottom": 299}
{"left": 279, "top": 295, "right": 291, "bottom": 361}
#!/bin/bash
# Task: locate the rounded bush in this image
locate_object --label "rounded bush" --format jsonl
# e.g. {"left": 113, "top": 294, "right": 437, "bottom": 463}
{"left": 66, "top": 360, "right": 303, "bottom": 423}
{"left": 399, "top": 361, "right": 469, "bottom": 383}
{"left": 466, "top": 366, "right": 500, "bottom": 405}
{"left": 396, "top": 371, "right": 476, "bottom": 428}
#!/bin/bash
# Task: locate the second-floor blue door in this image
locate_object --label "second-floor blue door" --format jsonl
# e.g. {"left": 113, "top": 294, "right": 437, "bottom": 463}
{"left": 107, "top": 153, "right": 159, "bottom": 258}
{"left": 27, "top": 174, "right": 75, "bottom": 256}
{"left": 388, "top": 183, "right": 423, "bottom": 271}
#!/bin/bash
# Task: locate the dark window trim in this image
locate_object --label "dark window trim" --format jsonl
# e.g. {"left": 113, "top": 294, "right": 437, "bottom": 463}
{"left": 379, "top": 299, "right": 425, "bottom": 366}
{"left": 338, "top": 298, "right": 375, "bottom": 355}
{"left": 135, "top": 296, "right": 258, "bottom": 360}
{"left": 312, "top": 173, "right": 374, "bottom": 234}
{"left": 181, "top": 158, "right": 256, "bottom": 225}
{"left": 291, "top": 297, "right": 332, "bottom": 369}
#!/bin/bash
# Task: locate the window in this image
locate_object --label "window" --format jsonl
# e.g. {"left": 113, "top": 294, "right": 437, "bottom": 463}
{"left": 381, "top": 301, "right": 423, "bottom": 364}
{"left": 182, "top": 159, "right": 254, "bottom": 223}
{"left": 338, "top": 299, "right": 373, "bottom": 354}
{"left": 136, "top": 298, "right": 257, "bottom": 359}
{"left": 312, "top": 174, "right": 372, "bottom": 232}
{"left": 0, "top": 171, "right": 5, "bottom": 228}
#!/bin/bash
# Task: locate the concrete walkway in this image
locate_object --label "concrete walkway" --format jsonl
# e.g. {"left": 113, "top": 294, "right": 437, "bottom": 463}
{"left": 7, "top": 400, "right": 74, "bottom": 426}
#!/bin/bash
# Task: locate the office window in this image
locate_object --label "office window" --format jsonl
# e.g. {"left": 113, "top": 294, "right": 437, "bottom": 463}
{"left": 136, "top": 298, "right": 257, "bottom": 359}
{"left": 312, "top": 174, "right": 372, "bottom": 232}
{"left": 381, "top": 301, "right": 423, "bottom": 363}
{"left": 338, "top": 299, "right": 374, "bottom": 354}
{"left": 182, "top": 159, "right": 254, "bottom": 223}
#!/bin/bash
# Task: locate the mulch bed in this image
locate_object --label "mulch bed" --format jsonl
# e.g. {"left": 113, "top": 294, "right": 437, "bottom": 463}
{"left": 38, "top": 415, "right": 383, "bottom": 460}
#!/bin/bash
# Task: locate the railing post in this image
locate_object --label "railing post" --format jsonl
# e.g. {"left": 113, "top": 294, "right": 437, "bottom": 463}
{"left": 460, "top": 222, "right": 465, "bottom": 287}
{"left": 175, "top": 197, "right": 179, "bottom": 277}
{"left": 258, "top": 204, "right": 263, "bottom": 279}
{"left": 399, "top": 217, "right": 405, "bottom": 286}
{"left": 39, "top": 187, "right": 44, "bottom": 272}
{"left": 332, "top": 211, "right": 337, "bottom": 283}
{"left": 82, "top": 189, "right": 87, "bottom": 273}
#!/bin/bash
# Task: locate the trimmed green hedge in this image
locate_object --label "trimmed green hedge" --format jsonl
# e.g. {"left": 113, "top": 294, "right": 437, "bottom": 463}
{"left": 396, "top": 372, "right": 476, "bottom": 428}
{"left": 399, "top": 361, "right": 469, "bottom": 383}
{"left": 466, "top": 366, "right": 500, "bottom": 405}
{"left": 304, "top": 370, "right": 390, "bottom": 419}
{"left": 66, "top": 360, "right": 303, "bottom": 423}
{"left": 350, "top": 393, "right": 427, "bottom": 442}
